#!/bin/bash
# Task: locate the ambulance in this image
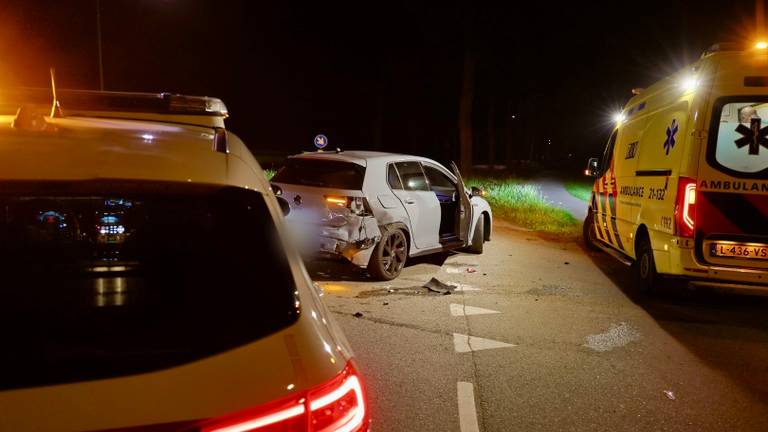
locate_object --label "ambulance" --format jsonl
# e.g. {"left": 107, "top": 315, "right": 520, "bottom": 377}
{"left": 584, "top": 41, "right": 768, "bottom": 292}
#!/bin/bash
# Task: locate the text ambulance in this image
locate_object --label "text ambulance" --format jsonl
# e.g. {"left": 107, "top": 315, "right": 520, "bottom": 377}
{"left": 585, "top": 42, "right": 768, "bottom": 292}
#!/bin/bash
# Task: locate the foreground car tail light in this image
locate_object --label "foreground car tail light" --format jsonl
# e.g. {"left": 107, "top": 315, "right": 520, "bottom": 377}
{"left": 202, "top": 362, "right": 368, "bottom": 432}
{"left": 324, "top": 196, "right": 372, "bottom": 216}
{"left": 308, "top": 368, "right": 365, "bottom": 432}
{"left": 675, "top": 177, "right": 697, "bottom": 238}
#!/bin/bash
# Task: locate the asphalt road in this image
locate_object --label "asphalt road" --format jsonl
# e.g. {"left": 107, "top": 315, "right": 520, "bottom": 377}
{"left": 311, "top": 221, "right": 768, "bottom": 432}
{"left": 534, "top": 176, "right": 589, "bottom": 220}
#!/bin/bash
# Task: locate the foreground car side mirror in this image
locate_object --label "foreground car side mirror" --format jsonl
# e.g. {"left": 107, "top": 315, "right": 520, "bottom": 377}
{"left": 584, "top": 158, "right": 600, "bottom": 177}
{"left": 470, "top": 186, "right": 485, "bottom": 197}
{"left": 276, "top": 196, "right": 291, "bottom": 216}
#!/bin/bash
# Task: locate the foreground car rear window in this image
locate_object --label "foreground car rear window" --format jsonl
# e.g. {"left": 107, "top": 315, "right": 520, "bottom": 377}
{"left": 272, "top": 159, "right": 365, "bottom": 189}
{"left": 0, "top": 181, "right": 299, "bottom": 391}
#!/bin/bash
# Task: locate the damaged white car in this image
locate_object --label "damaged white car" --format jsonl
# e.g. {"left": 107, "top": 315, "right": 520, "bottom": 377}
{"left": 271, "top": 151, "right": 492, "bottom": 280}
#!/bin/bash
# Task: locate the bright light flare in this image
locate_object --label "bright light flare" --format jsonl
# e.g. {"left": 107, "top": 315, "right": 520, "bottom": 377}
{"left": 680, "top": 75, "right": 699, "bottom": 92}
{"left": 756, "top": 41, "right": 768, "bottom": 49}
{"left": 613, "top": 112, "right": 626, "bottom": 124}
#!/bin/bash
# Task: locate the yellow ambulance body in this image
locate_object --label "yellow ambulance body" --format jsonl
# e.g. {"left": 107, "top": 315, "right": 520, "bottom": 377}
{"left": 585, "top": 43, "right": 768, "bottom": 292}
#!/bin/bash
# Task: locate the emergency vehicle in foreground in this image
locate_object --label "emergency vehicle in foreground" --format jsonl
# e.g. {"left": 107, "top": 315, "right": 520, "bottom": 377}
{"left": 585, "top": 42, "right": 768, "bottom": 292}
{"left": 0, "top": 88, "right": 369, "bottom": 432}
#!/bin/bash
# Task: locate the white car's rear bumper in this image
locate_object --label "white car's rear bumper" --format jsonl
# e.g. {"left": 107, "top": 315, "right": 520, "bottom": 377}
{"left": 288, "top": 215, "right": 381, "bottom": 267}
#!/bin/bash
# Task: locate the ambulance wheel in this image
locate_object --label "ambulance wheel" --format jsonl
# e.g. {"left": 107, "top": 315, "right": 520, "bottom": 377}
{"left": 368, "top": 228, "right": 407, "bottom": 280}
{"left": 468, "top": 219, "right": 484, "bottom": 254}
{"left": 583, "top": 209, "right": 600, "bottom": 251}
{"left": 635, "top": 235, "right": 659, "bottom": 293}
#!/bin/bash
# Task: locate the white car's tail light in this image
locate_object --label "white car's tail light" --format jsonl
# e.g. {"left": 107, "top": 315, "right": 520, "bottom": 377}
{"left": 324, "top": 196, "right": 372, "bottom": 216}
{"left": 202, "top": 362, "right": 368, "bottom": 432}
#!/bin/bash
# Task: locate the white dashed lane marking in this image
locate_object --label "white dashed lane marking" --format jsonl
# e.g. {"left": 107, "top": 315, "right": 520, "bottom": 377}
{"left": 457, "top": 382, "right": 481, "bottom": 432}
{"left": 450, "top": 303, "right": 500, "bottom": 317}
{"left": 453, "top": 333, "right": 516, "bottom": 353}
{"left": 447, "top": 282, "right": 481, "bottom": 291}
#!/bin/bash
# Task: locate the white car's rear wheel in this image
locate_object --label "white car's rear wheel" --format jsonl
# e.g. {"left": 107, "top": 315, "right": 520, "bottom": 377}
{"left": 368, "top": 228, "right": 407, "bottom": 280}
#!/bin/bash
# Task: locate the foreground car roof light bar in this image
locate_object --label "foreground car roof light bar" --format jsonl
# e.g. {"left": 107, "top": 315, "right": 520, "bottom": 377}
{"left": 0, "top": 88, "right": 228, "bottom": 117}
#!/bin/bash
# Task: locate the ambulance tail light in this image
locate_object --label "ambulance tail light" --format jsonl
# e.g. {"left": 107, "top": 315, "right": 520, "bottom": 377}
{"left": 675, "top": 177, "right": 697, "bottom": 238}
{"left": 202, "top": 361, "right": 368, "bottom": 432}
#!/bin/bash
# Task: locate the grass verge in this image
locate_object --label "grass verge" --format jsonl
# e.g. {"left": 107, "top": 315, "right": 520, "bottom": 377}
{"left": 563, "top": 179, "right": 593, "bottom": 202}
{"left": 466, "top": 177, "right": 580, "bottom": 235}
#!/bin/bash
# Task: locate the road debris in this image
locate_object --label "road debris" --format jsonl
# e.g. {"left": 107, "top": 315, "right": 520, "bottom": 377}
{"left": 353, "top": 312, "right": 364, "bottom": 318}
{"left": 466, "top": 268, "right": 477, "bottom": 273}
{"left": 583, "top": 322, "right": 641, "bottom": 352}
{"left": 663, "top": 390, "right": 676, "bottom": 400}
{"left": 423, "top": 277, "right": 456, "bottom": 295}
{"left": 526, "top": 284, "right": 572, "bottom": 297}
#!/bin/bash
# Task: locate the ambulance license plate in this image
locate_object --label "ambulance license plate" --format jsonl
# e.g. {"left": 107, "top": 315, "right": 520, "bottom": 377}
{"left": 711, "top": 243, "right": 768, "bottom": 260}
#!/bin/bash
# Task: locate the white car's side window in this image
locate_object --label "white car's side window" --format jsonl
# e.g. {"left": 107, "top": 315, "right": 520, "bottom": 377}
{"left": 422, "top": 164, "right": 455, "bottom": 189}
{"left": 387, "top": 163, "right": 404, "bottom": 190}
{"left": 395, "top": 161, "right": 429, "bottom": 191}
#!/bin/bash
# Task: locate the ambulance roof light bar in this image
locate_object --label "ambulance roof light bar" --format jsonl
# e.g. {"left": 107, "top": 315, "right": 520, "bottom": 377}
{"left": 701, "top": 41, "right": 768, "bottom": 57}
{"left": 701, "top": 42, "right": 742, "bottom": 58}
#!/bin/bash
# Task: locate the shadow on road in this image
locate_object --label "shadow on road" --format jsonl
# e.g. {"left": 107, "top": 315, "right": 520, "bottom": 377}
{"left": 582, "top": 243, "right": 768, "bottom": 401}
{"left": 306, "top": 253, "right": 453, "bottom": 282}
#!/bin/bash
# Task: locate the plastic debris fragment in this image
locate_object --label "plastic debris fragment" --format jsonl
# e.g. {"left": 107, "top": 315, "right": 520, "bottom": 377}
{"left": 423, "top": 277, "right": 456, "bottom": 295}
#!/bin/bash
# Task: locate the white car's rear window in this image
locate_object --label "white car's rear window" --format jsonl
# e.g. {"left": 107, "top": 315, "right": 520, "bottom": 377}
{"left": 273, "top": 159, "right": 365, "bottom": 189}
{"left": 0, "top": 181, "right": 299, "bottom": 390}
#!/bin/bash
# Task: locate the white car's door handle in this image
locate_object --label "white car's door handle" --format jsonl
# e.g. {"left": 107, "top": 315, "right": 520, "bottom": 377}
{"left": 404, "top": 198, "right": 416, "bottom": 205}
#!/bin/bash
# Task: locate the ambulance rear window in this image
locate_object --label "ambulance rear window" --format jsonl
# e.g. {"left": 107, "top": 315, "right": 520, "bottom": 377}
{"left": 708, "top": 98, "right": 768, "bottom": 178}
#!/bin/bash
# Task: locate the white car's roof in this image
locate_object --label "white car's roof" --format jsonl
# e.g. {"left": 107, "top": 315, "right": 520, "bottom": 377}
{"left": 289, "top": 150, "right": 443, "bottom": 167}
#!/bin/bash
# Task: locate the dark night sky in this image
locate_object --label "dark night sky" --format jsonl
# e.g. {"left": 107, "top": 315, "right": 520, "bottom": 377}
{"left": 0, "top": 0, "right": 761, "bottom": 169}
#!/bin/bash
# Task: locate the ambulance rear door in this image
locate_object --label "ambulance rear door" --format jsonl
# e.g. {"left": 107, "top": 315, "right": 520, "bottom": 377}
{"left": 697, "top": 96, "right": 768, "bottom": 270}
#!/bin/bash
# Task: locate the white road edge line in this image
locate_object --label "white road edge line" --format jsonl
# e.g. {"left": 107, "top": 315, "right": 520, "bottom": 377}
{"left": 457, "top": 381, "right": 481, "bottom": 432}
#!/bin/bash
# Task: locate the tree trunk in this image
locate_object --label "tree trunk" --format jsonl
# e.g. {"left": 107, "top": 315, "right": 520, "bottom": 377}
{"left": 487, "top": 97, "right": 495, "bottom": 169}
{"left": 459, "top": 51, "right": 474, "bottom": 174}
